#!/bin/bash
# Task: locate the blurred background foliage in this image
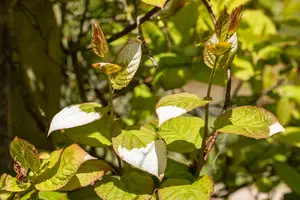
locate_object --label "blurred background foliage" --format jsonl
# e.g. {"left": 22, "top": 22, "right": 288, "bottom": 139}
{"left": 0, "top": 0, "right": 300, "bottom": 199}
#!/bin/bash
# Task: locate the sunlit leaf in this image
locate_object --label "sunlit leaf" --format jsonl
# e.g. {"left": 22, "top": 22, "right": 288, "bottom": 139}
{"left": 92, "top": 62, "right": 122, "bottom": 75}
{"left": 60, "top": 160, "right": 112, "bottom": 191}
{"left": 48, "top": 102, "right": 103, "bottom": 136}
{"left": 1, "top": 174, "right": 31, "bottom": 192}
{"left": 156, "top": 93, "right": 209, "bottom": 126}
{"left": 94, "top": 172, "right": 154, "bottom": 200}
{"left": 205, "top": 41, "right": 232, "bottom": 56}
{"left": 204, "top": 33, "right": 238, "bottom": 69}
{"left": 157, "top": 175, "right": 213, "bottom": 200}
{"left": 10, "top": 137, "right": 40, "bottom": 172}
{"left": 38, "top": 191, "right": 69, "bottom": 200}
{"left": 141, "top": 0, "right": 168, "bottom": 8}
{"left": 214, "top": 106, "right": 285, "bottom": 139}
{"left": 113, "top": 126, "right": 167, "bottom": 179}
{"left": 277, "top": 97, "right": 293, "bottom": 126}
{"left": 275, "top": 127, "right": 300, "bottom": 147}
{"left": 215, "top": 7, "right": 230, "bottom": 41}
{"left": 92, "top": 21, "right": 109, "bottom": 58}
{"left": 228, "top": 5, "right": 243, "bottom": 36}
{"left": 35, "top": 144, "right": 95, "bottom": 191}
{"left": 0, "top": 174, "right": 12, "bottom": 199}
{"left": 159, "top": 116, "right": 204, "bottom": 153}
{"left": 109, "top": 39, "right": 142, "bottom": 90}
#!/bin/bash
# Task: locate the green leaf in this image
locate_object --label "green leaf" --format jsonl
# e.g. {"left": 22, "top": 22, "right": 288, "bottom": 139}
{"left": 10, "top": 137, "right": 40, "bottom": 172}
{"left": 60, "top": 160, "right": 112, "bottom": 191}
{"left": 94, "top": 172, "right": 154, "bottom": 200}
{"left": 68, "top": 186, "right": 99, "bottom": 200}
{"left": 35, "top": 144, "right": 95, "bottom": 191}
{"left": 232, "top": 56, "right": 254, "bottom": 81}
{"left": 156, "top": 93, "right": 209, "bottom": 126}
{"left": 63, "top": 115, "right": 113, "bottom": 147}
{"left": 38, "top": 191, "right": 69, "bottom": 200}
{"left": 277, "top": 97, "right": 293, "bottom": 126}
{"left": 164, "top": 159, "right": 195, "bottom": 182}
{"left": 1, "top": 174, "right": 31, "bottom": 192}
{"left": 274, "top": 127, "right": 300, "bottom": 147}
{"left": 48, "top": 102, "right": 103, "bottom": 136}
{"left": 159, "top": 116, "right": 204, "bottom": 153}
{"left": 113, "top": 126, "right": 167, "bottom": 179}
{"left": 158, "top": 175, "right": 213, "bottom": 200}
{"left": 141, "top": 0, "right": 168, "bottom": 8}
{"left": 214, "top": 106, "right": 285, "bottom": 139}
{"left": 274, "top": 162, "right": 300, "bottom": 195}
{"left": 215, "top": 7, "right": 230, "bottom": 41}
{"left": 204, "top": 33, "right": 238, "bottom": 69}
{"left": 109, "top": 39, "right": 142, "bottom": 90}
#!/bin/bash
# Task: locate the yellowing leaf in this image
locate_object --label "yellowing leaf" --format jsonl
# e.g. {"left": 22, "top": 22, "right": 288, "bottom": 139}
{"left": 92, "top": 62, "right": 122, "bottom": 75}
{"left": 215, "top": 7, "right": 230, "bottom": 41}
{"left": 2, "top": 174, "right": 31, "bottom": 192}
{"left": 92, "top": 21, "right": 109, "bottom": 58}
{"left": 141, "top": 0, "right": 168, "bottom": 8}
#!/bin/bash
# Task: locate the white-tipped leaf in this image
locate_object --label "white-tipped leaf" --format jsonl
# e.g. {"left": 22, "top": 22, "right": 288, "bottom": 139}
{"left": 109, "top": 39, "right": 142, "bottom": 90}
{"left": 48, "top": 103, "right": 102, "bottom": 136}
{"left": 214, "top": 106, "right": 285, "bottom": 139}
{"left": 156, "top": 93, "right": 209, "bottom": 126}
{"left": 113, "top": 127, "right": 167, "bottom": 179}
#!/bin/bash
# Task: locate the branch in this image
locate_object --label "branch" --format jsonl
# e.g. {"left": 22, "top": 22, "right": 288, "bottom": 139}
{"left": 107, "top": 6, "right": 162, "bottom": 43}
{"left": 201, "top": 0, "right": 216, "bottom": 25}
{"left": 135, "top": 2, "right": 158, "bottom": 67}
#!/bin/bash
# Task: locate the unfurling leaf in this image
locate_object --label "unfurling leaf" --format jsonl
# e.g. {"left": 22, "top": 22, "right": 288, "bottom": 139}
{"left": 228, "top": 5, "right": 243, "bottom": 36}
{"left": 94, "top": 172, "right": 154, "bottom": 200}
{"left": 92, "top": 62, "right": 122, "bottom": 75}
{"left": 158, "top": 175, "right": 213, "bottom": 200}
{"left": 215, "top": 7, "right": 230, "bottom": 41}
{"left": 203, "top": 33, "right": 237, "bottom": 69}
{"left": 48, "top": 102, "right": 103, "bottom": 136}
{"left": 156, "top": 93, "right": 209, "bottom": 126}
{"left": 141, "top": 0, "right": 168, "bottom": 8}
{"left": 92, "top": 21, "right": 109, "bottom": 58}
{"left": 109, "top": 39, "right": 142, "bottom": 90}
{"left": 214, "top": 106, "right": 285, "bottom": 139}
{"left": 10, "top": 137, "right": 40, "bottom": 173}
{"left": 205, "top": 42, "right": 232, "bottom": 56}
{"left": 35, "top": 144, "right": 95, "bottom": 191}
{"left": 112, "top": 126, "right": 167, "bottom": 179}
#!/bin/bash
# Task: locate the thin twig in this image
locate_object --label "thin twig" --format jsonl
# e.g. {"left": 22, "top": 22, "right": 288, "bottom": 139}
{"left": 201, "top": 0, "right": 216, "bottom": 25}
{"left": 223, "top": 66, "right": 232, "bottom": 111}
{"left": 135, "top": 2, "right": 158, "bottom": 67}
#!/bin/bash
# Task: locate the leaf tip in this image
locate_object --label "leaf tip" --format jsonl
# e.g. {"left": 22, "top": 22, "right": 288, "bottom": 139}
{"left": 269, "top": 122, "right": 285, "bottom": 136}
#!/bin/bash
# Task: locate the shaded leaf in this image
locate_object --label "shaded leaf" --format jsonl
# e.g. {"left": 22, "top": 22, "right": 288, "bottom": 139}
{"left": 94, "top": 172, "right": 154, "bottom": 200}
{"left": 63, "top": 115, "right": 113, "bottom": 147}
{"left": 164, "top": 159, "right": 195, "bottom": 182}
{"left": 113, "top": 127, "right": 167, "bottom": 179}
{"left": 92, "top": 62, "right": 122, "bottom": 75}
{"left": 159, "top": 116, "right": 204, "bottom": 153}
{"left": 92, "top": 21, "right": 109, "bottom": 58}
{"left": 141, "top": 0, "right": 168, "bottom": 8}
{"left": 38, "top": 191, "right": 69, "bottom": 200}
{"left": 156, "top": 93, "right": 209, "bottom": 126}
{"left": 109, "top": 39, "right": 142, "bottom": 90}
{"left": 35, "top": 144, "right": 95, "bottom": 191}
{"left": 48, "top": 102, "right": 103, "bottom": 136}
{"left": 274, "top": 162, "right": 300, "bottom": 195}
{"left": 10, "top": 137, "right": 40, "bottom": 172}
{"left": 60, "top": 160, "right": 112, "bottom": 191}
{"left": 214, "top": 106, "right": 285, "bottom": 139}
{"left": 158, "top": 175, "right": 213, "bottom": 200}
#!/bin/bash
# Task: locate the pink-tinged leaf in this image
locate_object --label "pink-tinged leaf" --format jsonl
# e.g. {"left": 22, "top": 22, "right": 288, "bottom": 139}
{"left": 92, "top": 21, "right": 109, "bottom": 58}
